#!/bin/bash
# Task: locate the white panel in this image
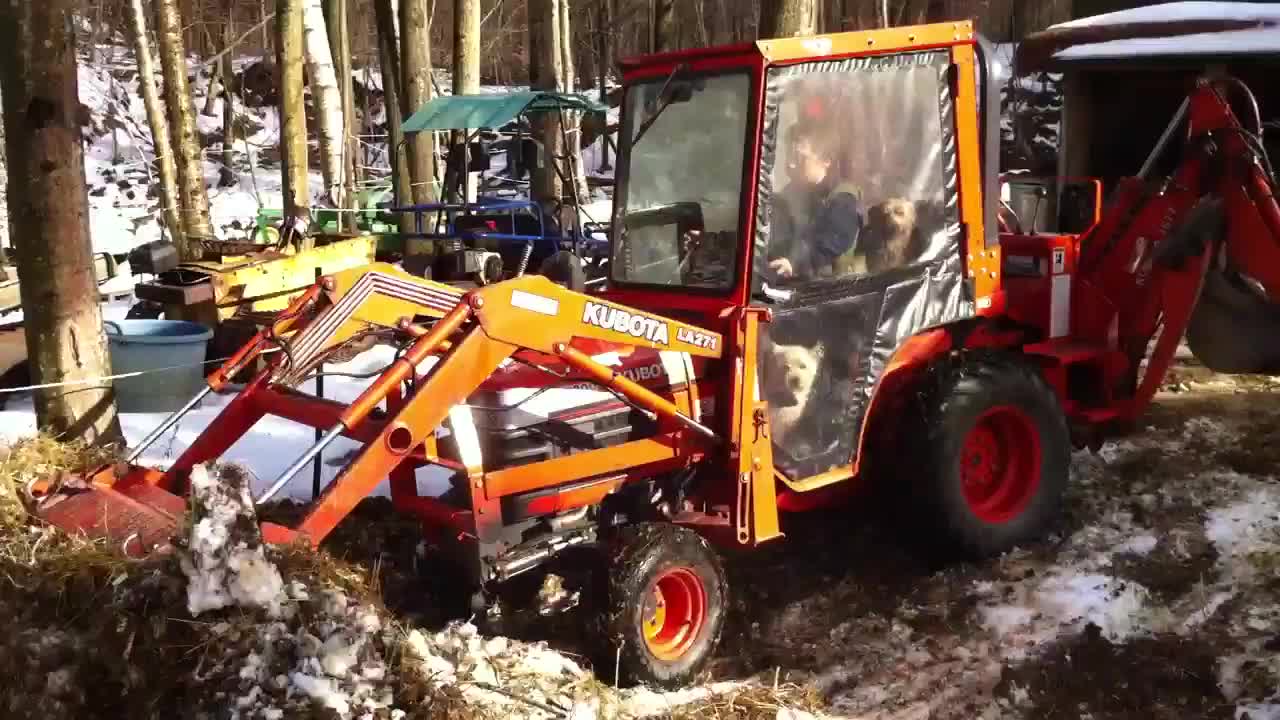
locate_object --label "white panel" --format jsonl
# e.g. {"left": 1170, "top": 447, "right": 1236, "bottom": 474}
{"left": 447, "top": 406, "right": 484, "bottom": 471}
{"left": 1050, "top": 274, "right": 1072, "bottom": 338}
{"left": 510, "top": 289, "right": 560, "bottom": 316}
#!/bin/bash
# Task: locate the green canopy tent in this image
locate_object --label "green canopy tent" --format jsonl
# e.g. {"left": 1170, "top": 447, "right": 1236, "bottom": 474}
{"left": 402, "top": 90, "right": 608, "bottom": 134}
{"left": 401, "top": 89, "right": 610, "bottom": 213}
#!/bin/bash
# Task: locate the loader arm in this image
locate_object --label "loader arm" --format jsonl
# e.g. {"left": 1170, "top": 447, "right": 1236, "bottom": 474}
{"left": 1070, "top": 75, "right": 1280, "bottom": 419}
{"left": 30, "top": 264, "right": 734, "bottom": 558}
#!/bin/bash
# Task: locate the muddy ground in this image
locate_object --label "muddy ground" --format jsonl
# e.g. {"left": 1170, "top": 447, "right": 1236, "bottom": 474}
{"left": 294, "top": 350, "right": 1280, "bottom": 718}
{"left": 3, "top": 352, "right": 1279, "bottom": 719}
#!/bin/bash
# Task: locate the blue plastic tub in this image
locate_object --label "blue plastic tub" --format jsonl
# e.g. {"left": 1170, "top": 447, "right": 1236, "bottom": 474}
{"left": 104, "top": 319, "right": 213, "bottom": 413}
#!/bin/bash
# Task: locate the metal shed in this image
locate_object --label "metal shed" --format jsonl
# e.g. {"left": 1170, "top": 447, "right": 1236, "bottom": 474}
{"left": 1017, "top": 1, "right": 1280, "bottom": 190}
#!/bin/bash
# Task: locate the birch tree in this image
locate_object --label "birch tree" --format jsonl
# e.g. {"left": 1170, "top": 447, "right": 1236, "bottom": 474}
{"left": 560, "top": 0, "right": 588, "bottom": 204}
{"left": 653, "top": 0, "right": 676, "bottom": 52}
{"left": 219, "top": 3, "right": 237, "bottom": 187}
{"left": 759, "top": 0, "right": 817, "bottom": 38}
{"left": 530, "top": 0, "right": 563, "bottom": 204}
{"left": 277, "top": 0, "right": 309, "bottom": 230}
{"left": 452, "top": 0, "right": 480, "bottom": 202}
{"left": 324, "top": 0, "right": 357, "bottom": 227}
{"left": 155, "top": 0, "right": 214, "bottom": 259}
{"left": 400, "top": 0, "right": 436, "bottom": 205}
{"left": 0, "top": 0, "right": 123, "bottom": 444}
{"left": 126, "top": 0, "right": 183, "bottom": 245}
{"left": 302, "top": 0, "right": 344, "bottom": 206}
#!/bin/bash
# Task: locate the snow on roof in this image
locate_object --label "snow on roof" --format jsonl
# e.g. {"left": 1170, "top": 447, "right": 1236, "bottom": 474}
{"left": 1044, "top": 1, "right": 1280, "bottom": 64}
{"left": 1056, "top": 1, "right": 1280, "bottom": 30}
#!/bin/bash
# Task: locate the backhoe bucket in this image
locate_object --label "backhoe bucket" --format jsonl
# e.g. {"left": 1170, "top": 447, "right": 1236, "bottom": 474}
{"left": 1186, "top": 268, "right": 1280, "bottom": 374}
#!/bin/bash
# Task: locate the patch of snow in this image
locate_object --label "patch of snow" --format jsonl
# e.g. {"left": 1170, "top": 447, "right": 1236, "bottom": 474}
{"left": 1118, "top": 533, "right": 1159, "bottom": 556}
{"left": 0, "top": 341, "right": 454, "bottom": 502}
{"left": 1181, "top": 589, "right": 1235, "bottom": 632}
{"left": 1206, "top": 486, "right": 1280, "bottom": 578}
{"left": 1237, "top": 703, "right": 1280, "bottom": 720}
{"left": 979, "top": 571, "right": 1156, "bottom": 658}
{"left": 620, "top": 681, "right": 752, "bottom": 718}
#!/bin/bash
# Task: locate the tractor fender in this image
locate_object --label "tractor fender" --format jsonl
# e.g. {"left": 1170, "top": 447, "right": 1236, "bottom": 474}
{"left": 851, "top": 320, "right": 1030, "bottom": 479}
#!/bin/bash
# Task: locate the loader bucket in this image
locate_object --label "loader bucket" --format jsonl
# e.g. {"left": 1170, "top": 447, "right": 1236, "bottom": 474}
{"left": 29, "top": 465, "right": 187, "bottom": 558}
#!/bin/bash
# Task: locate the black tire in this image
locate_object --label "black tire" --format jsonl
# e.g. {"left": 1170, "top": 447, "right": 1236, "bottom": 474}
{"left": 600, "top": 523, "right": 727, "bottom": 689}
{"left": 538, "top": 250, "right": 586, "bottom": 292}
{"left": 906, "top": 352, "right": 1070, "bottom": 560}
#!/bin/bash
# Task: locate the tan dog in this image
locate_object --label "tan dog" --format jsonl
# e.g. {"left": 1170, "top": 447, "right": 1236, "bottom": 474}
{"left": 863, "top": 198, "right": 919, "bottom": 274}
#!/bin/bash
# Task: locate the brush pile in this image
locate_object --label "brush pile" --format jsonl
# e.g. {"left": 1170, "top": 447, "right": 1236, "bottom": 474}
{"left": 0, "top": 438, "right": 801, "bottom": 719}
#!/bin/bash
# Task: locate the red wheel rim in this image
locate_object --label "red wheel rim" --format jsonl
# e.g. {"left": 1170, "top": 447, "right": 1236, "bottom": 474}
{"left": 959, "top": 405, "right": 1042, "bottom": 523}
{"left": 642, "top": 567, "right": 706, "bottom": 661}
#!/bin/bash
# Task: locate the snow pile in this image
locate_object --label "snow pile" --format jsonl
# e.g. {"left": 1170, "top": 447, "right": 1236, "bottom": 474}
{"left": 403, "top": 621, "right": 603, "bottom": 718}
{"left": 180, "top": 462, "right": 286, "bottom": 616}
{"left": 196, "top": 583, "right": 413, "bottom": 720}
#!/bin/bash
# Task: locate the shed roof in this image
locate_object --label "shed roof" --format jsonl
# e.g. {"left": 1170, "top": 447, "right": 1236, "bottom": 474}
{"left": 1016, "top": 1, "right": 1280, "bottom": 72}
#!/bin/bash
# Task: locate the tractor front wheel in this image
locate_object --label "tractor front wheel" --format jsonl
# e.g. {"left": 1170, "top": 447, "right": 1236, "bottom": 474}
{"left": 911, "top": 353, "right": 1070, "bottom": 560}
{"left": 600, "top": 523, "right": 727, "bottom": 689}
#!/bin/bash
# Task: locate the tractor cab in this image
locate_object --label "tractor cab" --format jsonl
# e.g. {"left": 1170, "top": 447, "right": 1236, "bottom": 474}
{"left": 601, "top": 23, "right": 1002, "bottom": 481}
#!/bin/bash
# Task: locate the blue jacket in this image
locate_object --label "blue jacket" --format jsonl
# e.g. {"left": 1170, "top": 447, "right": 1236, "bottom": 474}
{"left": 769, "top": 176, "right": 864, "bottom": 280}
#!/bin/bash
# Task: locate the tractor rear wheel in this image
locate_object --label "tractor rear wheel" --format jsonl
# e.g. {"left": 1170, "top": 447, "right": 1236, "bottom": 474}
{"left": 599, "top": 523, "right": 727, "bottom": 689}
{"left": 910, "top": 353, "right": 1070, "bottom": 559}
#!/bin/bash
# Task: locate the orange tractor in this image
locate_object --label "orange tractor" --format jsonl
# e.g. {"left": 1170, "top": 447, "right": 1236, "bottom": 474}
{"left": 27, "top": 21, "right": 1280, "bottom": 687}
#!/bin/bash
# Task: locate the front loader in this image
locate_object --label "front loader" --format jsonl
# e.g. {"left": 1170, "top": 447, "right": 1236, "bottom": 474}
{"left": 24, "top": 20, "right": 1280, "bottom": 688}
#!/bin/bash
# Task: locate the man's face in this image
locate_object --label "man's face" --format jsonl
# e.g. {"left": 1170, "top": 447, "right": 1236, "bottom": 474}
{"left": 787, "top": 136, "right": 829, "bottom": 187}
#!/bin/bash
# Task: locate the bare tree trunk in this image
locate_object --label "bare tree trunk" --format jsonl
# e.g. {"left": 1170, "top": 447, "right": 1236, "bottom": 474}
{"left": 220, "top": 3, "right": 237, "bottom": 187}
{"left": 155, "top": 0, "right": 214, "bottom": 258}
{"left": 324, "top": 0, "right": 357, "bottom": 228}
{"left": 0, "top": 0, "right": 123, "bottom": 444}
{"left": 452, "top": 0, "right": 479, "bottom": 202}
{"left": 528, "top": 1, "right": 541, "bottom": 88}
{"left": 400, "top": 0, "right": 437, "bottom": 204}
{"left": 302, "top": 0, "right": 344, "bottom": 207}
{"left": 597, "top": 0, "right": 612, "bottom": 172}
{"left": 531, "top": 0, "right": 563, "bottom": 205}
{"left": 652, "top": 0, "right": 676, "bottom": 52}
{"left": 201, "top": 40, "right": 222, "bottom": 117}
{"left": 277, "top": 0, "right": 309, "bottom": 229}
{"left": 759, "top": 0, "right": 817, "bottom": 38}
{"left": 126, "top": 0, "right": 184, "bottom": 246}
{"left": 560, "top": 0, "right": 587, "bottom": 204}
{"left": 374, "top": 0, "right": 410, "bottom": 230}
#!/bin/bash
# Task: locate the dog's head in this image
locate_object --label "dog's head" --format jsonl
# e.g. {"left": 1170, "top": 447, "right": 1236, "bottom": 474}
{"left": 867, "top": 197, "right": 917, "bottom": 237}
{"left": 764, "top": 342, "right": 823, "bottom": 407}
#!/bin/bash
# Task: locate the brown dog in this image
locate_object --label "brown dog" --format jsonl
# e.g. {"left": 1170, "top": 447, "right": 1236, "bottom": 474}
{"left": 863, "top": 198, "right": 920, "bottom": 274}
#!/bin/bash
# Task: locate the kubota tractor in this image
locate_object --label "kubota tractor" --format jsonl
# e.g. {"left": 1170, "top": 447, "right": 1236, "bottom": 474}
{"left": 27, "top": 21, "right": 1280, "bottom": 688}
